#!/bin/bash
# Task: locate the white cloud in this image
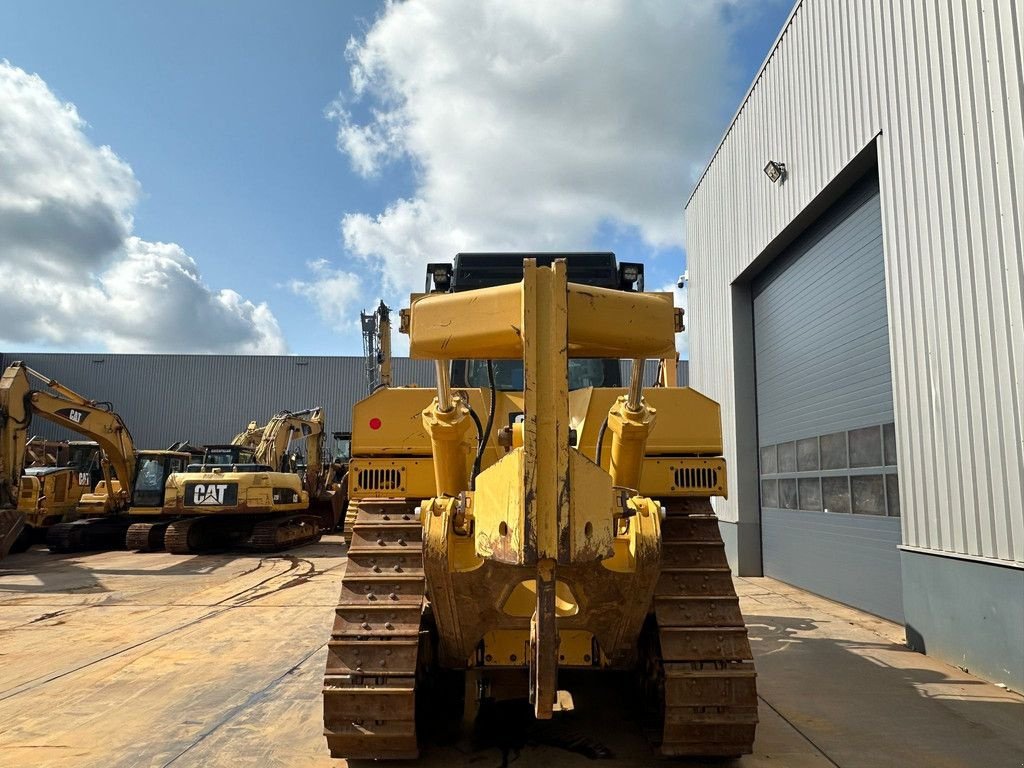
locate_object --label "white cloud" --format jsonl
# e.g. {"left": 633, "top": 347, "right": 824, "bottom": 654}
{"left": 288, "top": 259, "right": 365, "bottom": 333}
{"left": 0, "top": 61, "right": 286, "bottom": 354}
{"left": 330, "top": 0, "right": 771, "bottom": 301}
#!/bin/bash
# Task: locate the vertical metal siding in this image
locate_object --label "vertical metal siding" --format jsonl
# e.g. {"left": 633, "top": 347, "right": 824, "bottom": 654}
{"left": 685, "top": 0, "right": 1023, "bottom": 564}
{"left": 0, "top": 354, "right": 687, "bottom": 450}
{"left": 0, "top": 354, "right": 430, "bottom": 447}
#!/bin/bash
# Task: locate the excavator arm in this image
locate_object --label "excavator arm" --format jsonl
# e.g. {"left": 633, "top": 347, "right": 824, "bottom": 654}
{"left": 252, "top": 408, "right": 326, "bottom": 494}
{"left": 231, "top": 421, "right": 263, "bottom": 449}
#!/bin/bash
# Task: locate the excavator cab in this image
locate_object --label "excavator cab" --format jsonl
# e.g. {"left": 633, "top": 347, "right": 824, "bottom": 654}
{"left": 189, "top": 445, "right": 266, "bottom": 471}
{"left": 131, "top": 451, "right": 189, "bottom": 510}
{"left": 67, "top": 441, "right": 103, "bottom": 490}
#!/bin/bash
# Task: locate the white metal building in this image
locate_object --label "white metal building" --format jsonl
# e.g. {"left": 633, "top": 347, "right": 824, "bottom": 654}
{"left": 685, "top": 0, "right": 1023, "bottom": 690}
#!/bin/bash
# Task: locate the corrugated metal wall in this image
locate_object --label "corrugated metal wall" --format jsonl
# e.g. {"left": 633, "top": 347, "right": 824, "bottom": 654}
{"left": 685, "top": 0, "right": 1023, "bottom": 565}
{"left": 0, "top": 353, "right": 434, "bottom": 448}
{"left": 0, "top": 353, "right": 687, "bottom": 450}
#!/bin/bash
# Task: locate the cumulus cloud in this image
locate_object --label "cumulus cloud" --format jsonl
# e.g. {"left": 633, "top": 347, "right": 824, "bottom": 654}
{"left": 0, "top": 61, "right": 286, "bottom": 354}
{"left": 288, "top": 259, "right": 365, "bottom": 333}
{"left": 329, "top": 0, "right": 770, "bottom": 301}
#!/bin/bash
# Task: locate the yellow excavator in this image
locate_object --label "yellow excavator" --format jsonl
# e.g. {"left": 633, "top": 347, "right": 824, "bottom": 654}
{"left": 0, "top": 361, "right": 191, "bottom": 553}
{"left": 322, "top": 254, "right": 757, "bottom": 759}
{"left": 151, "top": 407, "right": 333, "bottom": 554}
{"left": 8, "top": 440, "right": 103, "bottom": 551}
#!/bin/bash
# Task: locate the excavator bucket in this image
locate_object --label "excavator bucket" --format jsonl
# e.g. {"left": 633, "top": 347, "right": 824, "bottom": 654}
{"left": 1, "top": 509, "right": 26, "bottom": 560}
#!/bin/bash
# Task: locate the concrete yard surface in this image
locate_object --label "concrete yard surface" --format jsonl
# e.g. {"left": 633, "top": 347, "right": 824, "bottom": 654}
{"left": 0, "top": 537, "right": 1021, "bottom": 768}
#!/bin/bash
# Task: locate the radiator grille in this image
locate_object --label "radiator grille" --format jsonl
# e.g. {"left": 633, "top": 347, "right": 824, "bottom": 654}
{"left": 356, "top": 467, "right": 404, "bottom": 492}
{"left": 674, "top": 466, "right": 720, "bottom": 492}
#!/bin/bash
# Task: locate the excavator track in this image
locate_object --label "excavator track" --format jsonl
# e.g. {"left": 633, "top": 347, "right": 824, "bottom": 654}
{"left": 47, "top": 518, "right": 130, "bottom": 554}
{"left": 165, "top": 515, "right": 323, "bottom": 555}
{"left": 245, "top": 514, "right": 322, "bottom": 552}
{"left": 126, "top": 521, "right": 171, "bottom": 552}
{"left": 1, "top": 509, "right": 26, "bottom": 560}
{"left": 164, "top": 518, "right": 226, "bottom": 555}
{"left": 323, "top": 498, "right": 425, "bottom": 760}
{"left": 643, "top": 498, "right": 758, "bottom": 757}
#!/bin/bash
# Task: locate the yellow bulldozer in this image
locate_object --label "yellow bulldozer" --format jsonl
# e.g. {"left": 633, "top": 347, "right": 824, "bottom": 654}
{"left": 0, "top": 361, "right": 192, "bottom": 552}
{"left": 152, "top": 407, "right": 335, "bottom": 554}
{"left": 322, "top": 254, "right": 757, "bottom": 759}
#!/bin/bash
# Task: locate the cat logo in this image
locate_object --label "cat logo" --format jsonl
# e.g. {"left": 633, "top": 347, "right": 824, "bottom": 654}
{"left": 184, "top": 482, "right": 237, "bottom": 507}
{"left": 56, "top": 407, "right": 87, "bottom": 425}
{"left": 193, "top": 484, "right": 229, "bottom": 505}
{"left": 78, "top": 472, "right": 91, "bottom": 487}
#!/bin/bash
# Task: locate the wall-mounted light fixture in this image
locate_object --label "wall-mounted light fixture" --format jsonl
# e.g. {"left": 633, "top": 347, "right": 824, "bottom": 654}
{"left": 763, "top": 160, "right": 787, "bottom": 184}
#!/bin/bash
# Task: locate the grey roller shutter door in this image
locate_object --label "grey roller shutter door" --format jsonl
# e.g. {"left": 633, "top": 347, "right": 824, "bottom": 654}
{"left": 753, "top": 172, "right": 903, "bottom": 622}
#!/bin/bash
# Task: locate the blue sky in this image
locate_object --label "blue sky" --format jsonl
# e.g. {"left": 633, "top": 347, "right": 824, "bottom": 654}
{"left": 0, "top": 0, "right": 792, "bottom": 357}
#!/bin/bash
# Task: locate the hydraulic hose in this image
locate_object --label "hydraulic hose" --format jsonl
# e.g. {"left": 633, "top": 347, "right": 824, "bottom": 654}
{"left": 595, "top": 417, "right": 609, "bottom": 468}
{"left": 466, "top": 404, "right": 484, "bottom": 490}
{"left": 470, "top": 361, "right": 497, "bottom": 488}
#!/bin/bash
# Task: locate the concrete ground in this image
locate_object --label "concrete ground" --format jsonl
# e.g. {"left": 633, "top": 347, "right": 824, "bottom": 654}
{"left": 0, "top": 537, "right": 1021, "bottom": 768}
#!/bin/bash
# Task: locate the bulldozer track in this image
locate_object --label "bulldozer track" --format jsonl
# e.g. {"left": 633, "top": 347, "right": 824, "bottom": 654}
{"left": 323, "top": 498, "right": 425, "bottom": 760}
{"left": 341, "top": 504, "right": 354, "bottom": 545}
{"left": 646, "top": 498, "right": 758, "bottom": 757}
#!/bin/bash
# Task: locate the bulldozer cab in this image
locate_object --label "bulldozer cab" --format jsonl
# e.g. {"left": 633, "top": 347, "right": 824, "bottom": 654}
{"left": 438, "top": 253, "right": 641, "bottom": 391}
{"left": 454, "top": 357, "right": 619, "bottom": 391}
{"left": 131, "top": 451, "right": 190, "bottom": 509}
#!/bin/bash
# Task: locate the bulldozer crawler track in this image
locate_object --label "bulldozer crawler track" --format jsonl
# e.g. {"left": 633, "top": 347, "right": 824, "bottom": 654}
{"left": 648, "top": 500, "right": 758, "bottom": 757}
{"left": 323, "top": 498, "right": 424, "bottom": 760}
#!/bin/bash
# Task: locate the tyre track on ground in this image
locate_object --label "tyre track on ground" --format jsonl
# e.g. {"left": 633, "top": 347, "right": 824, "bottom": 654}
{"left": 0, "top": 555, "right": 344, "bottom": 701}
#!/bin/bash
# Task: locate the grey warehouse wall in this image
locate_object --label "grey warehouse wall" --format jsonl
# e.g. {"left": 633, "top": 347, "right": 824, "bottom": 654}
{"left": 0, "top": 353, "right": 430, "bottom": 448}
{"left": 685, "top": 0, "right": 1023, "bottom": 690}
{"left": 1, "top": 353, "right": 687, "bottom": 450}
